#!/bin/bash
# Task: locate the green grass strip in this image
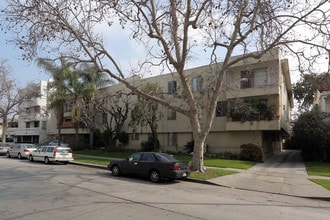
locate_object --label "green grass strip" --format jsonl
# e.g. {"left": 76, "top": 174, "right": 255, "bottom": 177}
{"left": 309, "top": 179, "right": 330, "bottom": 190}
{"left": 190, "top": 168, "right": 238, "bottom": 180}
{"left": 305, "top": 162, "right": 330, "bottom": 177}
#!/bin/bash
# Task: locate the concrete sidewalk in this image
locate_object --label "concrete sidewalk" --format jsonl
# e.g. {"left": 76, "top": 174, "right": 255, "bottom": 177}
{"left": 72, "top": 150, "right": 330, "bottom": 199}
{"left": 207, "top": 150, "right": 330, "bottom": 199}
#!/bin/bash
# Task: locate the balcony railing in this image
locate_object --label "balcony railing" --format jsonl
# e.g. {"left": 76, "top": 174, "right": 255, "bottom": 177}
{"left": 229, "top": 109, "right": 276, "bottom": 122}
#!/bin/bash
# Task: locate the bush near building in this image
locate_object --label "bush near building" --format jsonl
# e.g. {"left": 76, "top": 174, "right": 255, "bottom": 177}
{"left": 240, "top": 143, "right": 263, "bottom": 162}
{"left": 287, "top": 110, "right": 330, "bottom": 162}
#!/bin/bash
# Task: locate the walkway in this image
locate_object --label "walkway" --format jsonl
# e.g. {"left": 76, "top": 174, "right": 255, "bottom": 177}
{"left": 208, "top": 150, "right": 330, "bottom": 199}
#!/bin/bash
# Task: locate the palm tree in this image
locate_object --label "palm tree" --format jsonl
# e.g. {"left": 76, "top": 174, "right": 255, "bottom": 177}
{"left": 37, "top": 57, "right": 71, "bottom": 146}
{"left": 66, "top": 69, "right": 85, "bottom": 144}
{"left": 76, "top": 64, "right": 112, "bottom": 148}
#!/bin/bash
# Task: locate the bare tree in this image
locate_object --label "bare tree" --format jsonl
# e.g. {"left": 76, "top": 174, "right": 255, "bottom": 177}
{"left": 130, "top": 82, "right": 163, "bottom": 151}
{"left": 2, "top": 1, "right": 329, "bottom": 171}
{"left": 0, "top": 59, "right": 36, "bottom": 143}
{"left": 97, "top": 91, "right": 132, "bottom": 149}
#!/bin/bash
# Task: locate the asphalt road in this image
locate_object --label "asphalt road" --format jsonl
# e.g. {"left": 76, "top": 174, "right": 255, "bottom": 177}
{"left": 1, "top": 156, "right": 330, "bottom": 220}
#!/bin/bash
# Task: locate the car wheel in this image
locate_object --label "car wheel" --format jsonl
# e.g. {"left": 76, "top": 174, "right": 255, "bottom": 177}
{"left": 44, "top": 157, "right": 50, "bottom": 164}
{"left": 29, "top": 155, "right": 34, "bottom": 162}
{"left": 149, "top": 170, "right": 161, "bottom": 183}
{"left": 111, "top": 165, "right": 121, "bottom": 176}
{"left": 18, "top": 153, "right": 22, "bottom": 159}
{"left": 6, "top": 152, "right": 11, "bottom": 158}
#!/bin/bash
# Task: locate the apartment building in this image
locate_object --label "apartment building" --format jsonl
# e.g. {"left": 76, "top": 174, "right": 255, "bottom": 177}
{"left": 8, "top": 48, "right": 293, "bottom": 159}
{"left": 98, "top": 48, "right": 293, "bottom": 159}
{"left": 7, "top": 81, "right": 49, "bottom": 143}
{"left": 314, "top": 89, "right": 330, "bottom": 113}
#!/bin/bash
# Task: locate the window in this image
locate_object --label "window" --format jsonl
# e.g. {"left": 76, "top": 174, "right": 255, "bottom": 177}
{"left": 131, "top": 132, "right": 139, "bottom": 140}
{"left": 216, "top": 101, "right": 227, "bottom": 117}
{"left": 140, "top": 153, "right": 155, "bottom": 162}
{"left": 168, "top": 81, "right": 177, "bottom": 94}
{"left": 253, "top": 68, "right": 268, "bottom": 87}
{"left": 240, "top": 70, "right": 253, "bottom": 89}
{"left": 167, "top": 109, "right": 176, "bottom": 120}
{"left": 64, "top": 102, "right": 73, "bottom": 112}
{"left": 42, "top": 121, "right": 46, "bottom": 129}
{"left": 26, "top": 122, "right": 30, "bottom": 128}
{"left": 64, "top": 117, "right": 71, "bottom": 123}
{"left": 192, "top": 75, "right": 203, "bottom": 92}
{"left": 168, "top": 133, "right": 177, "bottom": 146}
{"left": 34, "top": 121, "right": 39, "bottom": 128}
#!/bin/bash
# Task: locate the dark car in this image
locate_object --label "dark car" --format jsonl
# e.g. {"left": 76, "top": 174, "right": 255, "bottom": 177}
{"left": 108, "top": 152, "right": 191, "bottom": 183}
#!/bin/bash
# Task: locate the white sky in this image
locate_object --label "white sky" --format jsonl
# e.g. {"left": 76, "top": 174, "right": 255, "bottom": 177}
{"left": 0, "top": 1, "right": 328, "bottom": 88}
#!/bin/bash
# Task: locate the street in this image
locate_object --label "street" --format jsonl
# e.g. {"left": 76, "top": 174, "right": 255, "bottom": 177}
{"left": 1, "top": 156, "right": 330, "bottom": 220}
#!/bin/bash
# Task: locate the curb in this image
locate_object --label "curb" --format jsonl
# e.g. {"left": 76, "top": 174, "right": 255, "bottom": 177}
{"left": 69, "top": 161, "right": 330, "bottom": 201}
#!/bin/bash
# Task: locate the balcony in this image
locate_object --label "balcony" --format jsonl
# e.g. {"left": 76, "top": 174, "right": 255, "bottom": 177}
{"left": 226, "top": 108, "right": 281, "bottom": 131}
{"left": 226, "top": 85, "right": 279, "bottom": 99}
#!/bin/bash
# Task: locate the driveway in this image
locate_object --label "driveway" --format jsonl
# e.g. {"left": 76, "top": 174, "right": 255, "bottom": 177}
{"left": 208, "top": 150, "right": 330, "bottom": 199}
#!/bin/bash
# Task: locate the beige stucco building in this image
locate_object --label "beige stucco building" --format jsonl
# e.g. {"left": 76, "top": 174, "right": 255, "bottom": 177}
{"left": 7, "top": 48, "right": 293, "bottom": 159}
{"left": 95, "top": 48, "right": 293, "bottom": 159}
{"left": 314, "top": 89, "right": 330, "bottom": 113}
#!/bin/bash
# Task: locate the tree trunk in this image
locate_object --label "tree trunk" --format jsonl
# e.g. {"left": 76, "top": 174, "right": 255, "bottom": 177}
{"left": 2, "top": 117, "right": 7, "bottom": 143}
{"left": 190, "top": 134, "right": 206, "bottom": 172}
{"left": 89, "top": 130, "right": 94, "bottom": 149}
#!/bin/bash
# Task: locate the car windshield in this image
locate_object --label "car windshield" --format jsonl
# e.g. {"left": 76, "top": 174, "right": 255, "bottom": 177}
{"left": 155, "top": 153, "right": 178, "bottom": 162}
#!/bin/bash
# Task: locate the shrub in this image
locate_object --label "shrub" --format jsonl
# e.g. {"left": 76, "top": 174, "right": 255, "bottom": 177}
{"left": 184, "top": 140, "right": 194, "bottom": 154}
{"left": 290, "top": 110, "right": 330, "bottom": 162}
{"left": 240, "top": 143, "right": 263, "bottom": 162}
{"left": 223, "top": 151, "right": 239, "bottom": 160}
{"left": 140, "top": 136, "right": 160, "bottom": 151}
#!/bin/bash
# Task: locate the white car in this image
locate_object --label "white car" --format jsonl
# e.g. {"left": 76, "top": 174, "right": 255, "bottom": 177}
{"left": 7, "top": 143, "right": 38, "bottom": 159}
{"left": 0, "top": 143, "right": 14, "bottom": 155}
{"left": 48, "top": 140, "right": 69, "bottom": 147}
{"left": 29, "top": 145, "right": 74, "bottom": 164}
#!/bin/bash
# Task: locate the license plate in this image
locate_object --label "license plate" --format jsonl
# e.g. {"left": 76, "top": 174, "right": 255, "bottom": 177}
{"left": 183, "top": 172, "right": 187, "bottom": 177}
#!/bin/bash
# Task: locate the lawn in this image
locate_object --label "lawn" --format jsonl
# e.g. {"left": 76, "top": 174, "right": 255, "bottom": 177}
{"left": 305, "top": 162, "right": 330, "bottom": 177}
{"left": 73, "top": 150, "right": 252, "bottom": 180}
{"left": 309, "top": 179, "right": 330, "bottom": 190}
{"left": 305, "top": 162, "right": 330, "bottom": 190}
{"left": 189, "top": 168, "right": 238, "bottom": 180}
{"left": 74, "top": 156, "right": 110, "bottom": 166}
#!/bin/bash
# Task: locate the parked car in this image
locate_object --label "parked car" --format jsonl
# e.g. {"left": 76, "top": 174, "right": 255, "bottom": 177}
{"left": 7, "top": 143, "right": 38, "bottom": 159}
{"left": 29, "top": 145, "right": 74, "bottom": 164}
{"left": 0, "top": 143, "right": 14, "bottom": 156}
{"left": 108, "top": 152, "right": 191, "bottom": 183}
{"left": 48, "top": 140, "right": 69, "bottom": 147}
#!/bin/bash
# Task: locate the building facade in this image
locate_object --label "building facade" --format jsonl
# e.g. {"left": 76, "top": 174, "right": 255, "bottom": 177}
{"left": 98, "top": 48, "right": 293, "bottom": 159}
{"left": 314, "top": 89, "right": 330, "bottom": 113}
{"left": 7, "top": 81, "right": 49, "bottom": 143}
{"left": 7, "top": 48, "right": 293, "bottom": 159}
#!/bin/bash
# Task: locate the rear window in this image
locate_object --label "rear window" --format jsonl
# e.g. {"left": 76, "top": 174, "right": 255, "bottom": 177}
{"left": 47, "top": 147, "right": 54, "bottom": 152}
{"left": 155, "top": 153, "right": 177, "bottom": 162}
{"left": 25, "top": 145, "right": 36, "bottom": 149}
{"left": 56, "top": 148, "right": 71, "bottom": 153}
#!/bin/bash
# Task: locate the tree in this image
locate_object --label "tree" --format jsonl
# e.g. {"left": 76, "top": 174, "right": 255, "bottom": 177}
{"left": 293, "top": 73, "right": 330, "bottom": 111}
{"left": 0, "top": 59, "right": 36, "bottom": 143}
{"left": 2, "top": 1, "right": 329, "bottom": 171}
{"left": 37, "top": 58, "right": 71, "bottom": 146}
{"left": 97, "top": 91, "right": 132, "bottom": 149}
{"left": 130, "top": 82, "right": 162, "bottom": 151}
{"left": 288, "top": 110, "right": 330, "bottom": 161}
{"left": 77, "top": 64, "right": 111, "bottom": 148}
